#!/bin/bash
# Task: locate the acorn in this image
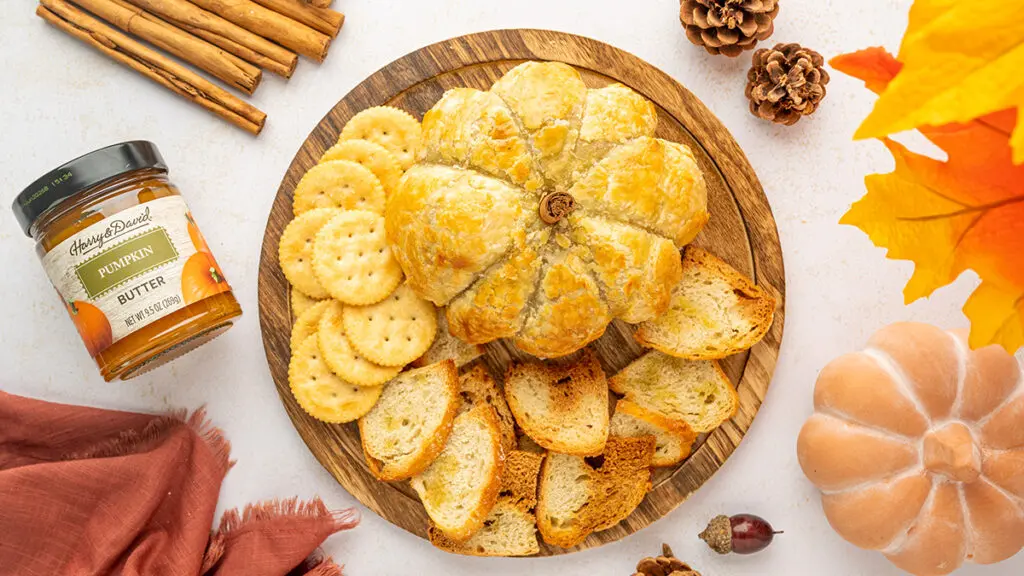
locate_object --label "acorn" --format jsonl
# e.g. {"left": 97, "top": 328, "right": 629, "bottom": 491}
{"left": 699, "top": 514, "right": 781, "bottom": 555}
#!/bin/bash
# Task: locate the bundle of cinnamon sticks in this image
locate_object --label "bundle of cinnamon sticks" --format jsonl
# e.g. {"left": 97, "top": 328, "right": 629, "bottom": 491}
{"left": 36, "top": 0, "right": 345, "bottom": 134}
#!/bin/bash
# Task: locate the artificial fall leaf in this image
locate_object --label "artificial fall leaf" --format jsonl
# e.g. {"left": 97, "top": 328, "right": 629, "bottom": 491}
{"left": 851, "top": 0, "right": 1024, "bottom": 164}
{"left": 834, "top": 48, "right": 1024, "bottom": 352}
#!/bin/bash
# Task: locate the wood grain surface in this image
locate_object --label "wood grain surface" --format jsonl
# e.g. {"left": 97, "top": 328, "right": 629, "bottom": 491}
{"left": 257, "top": 29, "right": 785, "bottom": 556}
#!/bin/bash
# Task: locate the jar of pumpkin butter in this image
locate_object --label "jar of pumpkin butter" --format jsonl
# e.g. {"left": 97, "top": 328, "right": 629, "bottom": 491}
{"left": 12, "top": 141, "right": 241, "bottom": 381}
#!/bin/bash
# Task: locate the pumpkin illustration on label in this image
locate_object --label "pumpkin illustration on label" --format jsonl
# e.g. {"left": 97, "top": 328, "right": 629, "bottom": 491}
{"left": 66, "top": 300, "right": 113, "bottom": 356}
{"left": 181, "top": 251, "right": 230, "bottom": 305}
{"left": 186, "top": 211, "right": 210, "bottom": 255}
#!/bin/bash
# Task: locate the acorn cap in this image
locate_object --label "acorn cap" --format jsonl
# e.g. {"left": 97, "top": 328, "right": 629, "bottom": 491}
{"left": 699, "top": 514, "right": 733, "bottom": 554}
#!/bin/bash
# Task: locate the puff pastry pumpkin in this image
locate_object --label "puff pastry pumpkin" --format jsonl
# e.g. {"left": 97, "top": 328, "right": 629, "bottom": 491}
{"left": 385, "top": 62, "right": 709, "bottom": 358}
{"left": 798, "top": 323, "right": 1024, "bottom": 575}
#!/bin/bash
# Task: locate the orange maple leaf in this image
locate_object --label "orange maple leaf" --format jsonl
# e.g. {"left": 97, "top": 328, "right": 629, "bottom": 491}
{"left": 832, "top": 48, "right": 1024, "bottom": 351}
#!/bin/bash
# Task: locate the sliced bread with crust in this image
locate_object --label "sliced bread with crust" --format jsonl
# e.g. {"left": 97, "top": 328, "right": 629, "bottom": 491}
{"left": 609, "top": 351, "right": 738, "bottom": 433}
{"left": 536, "top": 436, "right": 655, "bottom": 548}
{"left": 411, "top": 404, "right": 506, "bottom": 542}
{"left": 504, "top": 349, "right": 609, "bottom": 456}
{"left": 358, "top": 360, "right": 459, "bottom": 481}
{"left": 610, "top": 399, "right": 697, "bottom": 467}
{"left": 635, "top": 246, "right": 775, "bottom": 359}
{"left": 429, "top": 450, "right": 544, "bottom": 556}
{"left": 457, "top": 364, "right": 517, "bottom": 455}
{"left": 411, "top": 309, "right": 485, "bottom": 368}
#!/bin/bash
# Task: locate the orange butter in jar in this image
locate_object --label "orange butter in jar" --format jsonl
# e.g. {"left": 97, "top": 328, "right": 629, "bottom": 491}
{"left": 13, "top": 141, "right": 241, "bottom": 381}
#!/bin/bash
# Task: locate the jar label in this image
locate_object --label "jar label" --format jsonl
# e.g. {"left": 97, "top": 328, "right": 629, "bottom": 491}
{"left": 42, "top": 196, "right": 231, "bottom": 355}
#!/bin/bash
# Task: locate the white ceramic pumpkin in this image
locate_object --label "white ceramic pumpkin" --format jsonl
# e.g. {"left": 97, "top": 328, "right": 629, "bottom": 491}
{"left": 798, "top": 322, "right": 1024, "bottom": 575}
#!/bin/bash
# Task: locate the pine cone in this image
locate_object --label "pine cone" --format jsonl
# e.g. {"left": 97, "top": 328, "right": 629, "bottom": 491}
{"left": 745, "top": 42, "right": 830, "bottom": 125}
{"left": 679, "top": 0, "right": 779, "bottom": 57}
{"left": 631, "top": 544, "right": 701, "bottom": 576}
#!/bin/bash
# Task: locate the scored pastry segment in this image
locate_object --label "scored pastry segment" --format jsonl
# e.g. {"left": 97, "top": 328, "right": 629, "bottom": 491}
{"left": 320, "top": 139, "right": 403, "bottom": 198}
{"left": 445, "top": 231, "right": 545, "bottom": 345}
{"left": 572, "top": 216, "right": 683, "bottom": 324}
{"left": 279, "top": 207, "right": 341, "bottom": 299}
{"left": 574, "top": 83, "right": 659, "bottom": 174}
{"left": 340, "top": 106, "right": 422, "bottom": 170}
{"left": 420, "top": 88, "right": 545, "bottom": 192}
{"left": 290, "top": 299, "right": 332, "bottom": 352}
{"left": 491, "top": 61, "right": 586, "bottom": 187}
{"left": 568, "top": 137, "right": 708, "bottom": 247}
{"left": 358, "top": 360, "right": 460, "bottom": 481}
{"left": 342, "top": 283, "right": 438, "bottom": 367}
{"left": 288, "top": 335, "right": 383, "bottom": 424}
{"left": 386, "top": 164, "right": 532, "bottom": 305}
{"left": 317, "top": 300, "right": 401, "bottom": 387}
{"left": 311, "top": 210, "right": 403, "bottom": 305}
{"left": 513, "top": 247, "right": 612, "bottom": 359}
{"left": 292, "top": 160, "right": 386, "bottom": 216}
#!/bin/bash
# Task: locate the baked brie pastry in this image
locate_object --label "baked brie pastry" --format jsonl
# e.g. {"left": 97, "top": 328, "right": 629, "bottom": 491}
{"left": 386, "top": 61, "right": 708, "bottom": 358}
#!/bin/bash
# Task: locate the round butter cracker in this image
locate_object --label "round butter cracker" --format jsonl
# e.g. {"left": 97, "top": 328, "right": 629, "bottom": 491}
{"left": 340, "top": 106, "right": 421, "bottom": 170}
{"left": 343, "top": 284, "right": 437, "bottom": 367}
{"left": 279, "top": 208, "right": 341, "bottom": 299}
{"left": 292, "top": 160, "right": 386, "bottom": 216}
{"left": 290, "top": 289, "right": 322, "bottom": 322}
{"left": 291, "top": 299, "right": 331, "bottom": 352}
{"left": 321, "top": 139, "right": 402, "bottom": 198}
{"left": 317, "top": 300, "right": 401, "bottom": 386}
{"left": 312, "top": 210, "right": 403, "bottom": 305}
{"left": 289, "top": 336, "right": 383, "bottom": 423}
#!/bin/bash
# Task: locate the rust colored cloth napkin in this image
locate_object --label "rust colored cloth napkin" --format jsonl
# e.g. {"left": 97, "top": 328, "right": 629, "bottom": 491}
{"left": 0, "top": 391, "right": 358, "bottom": 576}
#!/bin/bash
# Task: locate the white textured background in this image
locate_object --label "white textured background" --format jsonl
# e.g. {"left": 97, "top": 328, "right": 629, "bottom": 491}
{"left": 2, "top": 1, "right": 1020, "bottom": 574}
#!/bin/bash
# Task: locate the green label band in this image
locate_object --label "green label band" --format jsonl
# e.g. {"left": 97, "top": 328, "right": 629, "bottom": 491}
{"left": 75, "top": 228, "right": 178, "bottom": 298}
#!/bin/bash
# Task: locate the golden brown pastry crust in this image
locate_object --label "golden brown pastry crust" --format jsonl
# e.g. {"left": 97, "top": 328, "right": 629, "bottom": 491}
{"left": 386, "top": 62, "right": 709, "bottom": 358}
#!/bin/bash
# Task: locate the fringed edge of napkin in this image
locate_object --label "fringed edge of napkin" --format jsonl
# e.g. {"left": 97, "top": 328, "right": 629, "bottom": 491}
{"left": 201, "top": 498, "right": 360, "bottom": 575}
{"left": 63, "top": 408, "right": 232, "bottom": 475}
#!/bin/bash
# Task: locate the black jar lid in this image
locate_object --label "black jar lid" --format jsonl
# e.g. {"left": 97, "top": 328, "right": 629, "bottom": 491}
{"left": 12, "top": 141, "right": 167, "bottom": 236}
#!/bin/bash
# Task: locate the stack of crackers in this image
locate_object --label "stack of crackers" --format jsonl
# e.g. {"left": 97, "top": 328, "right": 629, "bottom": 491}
{"left": 280, "top": 106, "right": 443, "bottom": 423}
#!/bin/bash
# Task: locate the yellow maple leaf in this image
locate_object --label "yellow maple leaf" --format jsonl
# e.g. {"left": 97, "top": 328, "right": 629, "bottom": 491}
{"left": 834, "top": 48, "right": 1024, "bottom": 352}
{"left": 852, "top": 0, "right": 1024, "bottom": 164}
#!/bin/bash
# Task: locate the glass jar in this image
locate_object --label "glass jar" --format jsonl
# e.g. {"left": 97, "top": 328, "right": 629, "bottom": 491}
{"left": 13, "top": 141, "right": 241, "bottom": 381}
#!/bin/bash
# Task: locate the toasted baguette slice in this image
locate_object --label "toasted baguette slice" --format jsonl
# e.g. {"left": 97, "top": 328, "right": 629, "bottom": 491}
{"left": 411, "top": 405, "right": 505, "bottom": 542}
{"left": 536, "top": 436, "right": 655, "bottom": 548}
{"left": 635, "top": 246, "right": 775, "bottom": 359}
{"left": 609, "top": 351, "right": 738, "bottom": 433}
{"left": 411, "top": 309, "right": 485, "bottom": 368}
{"left": 517, "top": 433, "right": 546, "bottom": 455}
{"left": 610, "top": 399, "right": 697, "bottom": 467}
{"left": 458, "top": 364, "right": 517, "bottom": 455}
{"left": 429, "top": 450, "right": 544, "bottom": 556}
{"left": 358, "top": 360, "right": 459, "bottom": 481}
{"left": 504, "top": 349, "right": 609, "bottom": 456}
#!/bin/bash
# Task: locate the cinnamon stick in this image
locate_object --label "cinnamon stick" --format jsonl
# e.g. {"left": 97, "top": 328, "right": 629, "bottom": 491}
{"left": 68, "top": 0, "right": 262, "bottom": 94}
{"left": 303, "top": 0, "right": 331, "bottom": 8}
{"left": 122, "top": 0, "right": 297, "bottom": 77}
{"left": 187, "top": 0, "right": 332, "bottom": 62}
{"left": 37, "top": 0, "right": 266, "bottom": 134}
{"left": 250, "top": 0, "right": 343, "bottom": 38}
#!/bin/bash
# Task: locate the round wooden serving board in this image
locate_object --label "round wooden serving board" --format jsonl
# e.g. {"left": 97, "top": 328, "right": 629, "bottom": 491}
{"left": 258, "top": 29, "right": 785, "bottom": 556}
